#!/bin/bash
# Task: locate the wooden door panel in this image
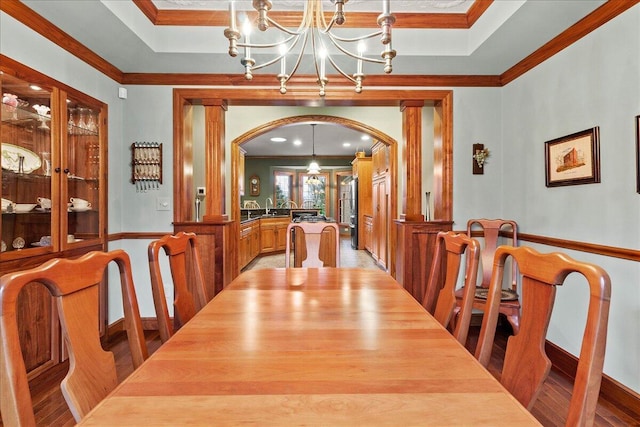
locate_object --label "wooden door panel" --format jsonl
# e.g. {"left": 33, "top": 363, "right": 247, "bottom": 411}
{"left": 18, "top": 282, "right": 58, "bottom": 374}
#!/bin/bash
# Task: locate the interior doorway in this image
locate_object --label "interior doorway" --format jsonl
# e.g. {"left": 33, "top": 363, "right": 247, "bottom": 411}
{"left": 172, "top": 87, "right": 453, "bottom": 283}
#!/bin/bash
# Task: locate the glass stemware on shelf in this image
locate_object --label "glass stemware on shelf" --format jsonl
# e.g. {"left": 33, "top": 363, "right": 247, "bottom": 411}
{"left": 68, "top": 107, "right": 98, "bottom": 135}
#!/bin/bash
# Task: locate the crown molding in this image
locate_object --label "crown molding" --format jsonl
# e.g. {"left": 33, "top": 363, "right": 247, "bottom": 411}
{"left": 0, "top": 0, "right": 124, "bottom": 83}
{"left": 501, "top": 0, "right": 640, "bottom": 85}
{"left": 132, "top": 0, "right": 493, "bottom": 29}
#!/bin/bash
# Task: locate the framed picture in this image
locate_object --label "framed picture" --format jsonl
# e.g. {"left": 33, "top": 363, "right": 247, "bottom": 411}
{"left": 545, "top": 127, "right": 600, "bottom": 187}
{"left": 636, "top": 115, "right": 640, "bottom": 193}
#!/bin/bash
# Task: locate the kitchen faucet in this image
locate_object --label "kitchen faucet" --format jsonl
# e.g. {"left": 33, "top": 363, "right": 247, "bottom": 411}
{"left": 265, "top": 197, "right": 273, "bottom": 215}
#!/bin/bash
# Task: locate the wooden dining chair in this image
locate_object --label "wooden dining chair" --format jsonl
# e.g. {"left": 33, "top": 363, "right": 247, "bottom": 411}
{"left": 0, "top": 250, "right": 148, "bottom": 425}
{"left": 455, "top": 218, "right": 520, "bottom": 334}
{"left": 279, "top": 200, "right": 298, "bottom": 208}
{"left": 285, "top": 222, "right": 340, "bottom": 268}
{"left": 423, "top": 231, "right": 480, "bottom": 345}
{"left": 475, "top": 245, "right": 611, "bottom": 426}
{"left": 243, "top": 200, "right": 260, "bottom": 209}
{"left": 148, "top": 231, "right": 209, "bottom": 343}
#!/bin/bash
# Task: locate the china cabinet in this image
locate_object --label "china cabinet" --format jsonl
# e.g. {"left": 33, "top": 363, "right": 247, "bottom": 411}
{"left": 1, "top": 57, "right": 107, "bottom": 378}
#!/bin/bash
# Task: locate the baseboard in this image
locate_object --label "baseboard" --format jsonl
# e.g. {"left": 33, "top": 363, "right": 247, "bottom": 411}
{"left": 141, "top": 317, "right": 159, "bottom": 331}
{"left": 545, "top": 340, "right": 640, "bottom": 421}
{"left": 107, "top": 317, "right": 160, "bottom": 333}
{"left": 106, "top": 318, "right": 124, "bottom": 336}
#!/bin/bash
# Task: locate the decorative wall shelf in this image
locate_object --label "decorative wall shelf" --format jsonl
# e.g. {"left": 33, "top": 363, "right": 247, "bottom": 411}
{"left": 131, "top": 142, "right": 162, "bottom": 191}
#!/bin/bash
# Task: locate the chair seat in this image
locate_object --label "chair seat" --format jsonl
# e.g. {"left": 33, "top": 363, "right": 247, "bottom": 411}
{"left": 475, "top": 287, "right": 519, "bottom": 301}
{"left": 456, "top": 287, "right": 519, "bottom": 302}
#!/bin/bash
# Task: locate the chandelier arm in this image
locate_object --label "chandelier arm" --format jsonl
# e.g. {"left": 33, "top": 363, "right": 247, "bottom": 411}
{"left": 282, "top": 32, "right": 310, "bottom": 84}
{"left": 237, "top": 33, "right": 297, "bottom": 50}
{"left": 325, "top": 54, "right": 357, "bottom": 84}
{"left": 326, "top": 30, "right": 383, "bottom": 43}
{"left": 266, "top": 16, "right": 307, "bottom": 36}
{"left": 242, "top": 32, "right": 304, "bottom": 72}
{"left": 251, "top": 55, "right": 284, "bottom": 71}
{"left": 326, "top": 33, "right": 386, "bottom": 65}
{"left": 311, "top": 27, "right": 322, "bottom": 80}
{"left": 315, "top": 9, "right": 336, "bottom": 33}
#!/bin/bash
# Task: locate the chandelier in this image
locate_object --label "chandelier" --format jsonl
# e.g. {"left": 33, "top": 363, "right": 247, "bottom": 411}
{"left": 307, "top": 123, "right": 321, "bottom": 174}
{"left": 224, "top": 0, "right": 396, "bottom": 96}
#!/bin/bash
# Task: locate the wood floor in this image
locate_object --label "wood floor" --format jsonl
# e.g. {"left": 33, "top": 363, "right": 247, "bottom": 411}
{"left": 7, "top": 323, "right": 638, "bottom": 426}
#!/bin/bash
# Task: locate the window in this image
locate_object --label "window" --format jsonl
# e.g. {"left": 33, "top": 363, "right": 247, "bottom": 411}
{"left": 299, "top": 173, "right": 329, "bottom": 215}
{"left": 274, "top": 171, "right": 294, "bottom": 207}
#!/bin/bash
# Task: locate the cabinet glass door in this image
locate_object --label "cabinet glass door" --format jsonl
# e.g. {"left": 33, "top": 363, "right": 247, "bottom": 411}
{"left": 64, "top": 96, "right": 101, "bottom": 245}
{"left": 1, "top": 74, "right": 54, "bottom": 256}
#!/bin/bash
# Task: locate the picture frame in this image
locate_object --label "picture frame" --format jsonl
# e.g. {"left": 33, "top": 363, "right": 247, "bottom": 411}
{"left": 545, "top": 127, "right": 600, "bottom": 187}
{"left": 636, "top": 115, "right": 640, "bottom": 193}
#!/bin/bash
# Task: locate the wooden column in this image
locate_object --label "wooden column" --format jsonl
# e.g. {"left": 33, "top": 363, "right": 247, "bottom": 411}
{"left": 401, "top": 101, "right": 424, "bottom": 221}
{"left": 395, "top": 220, "right": 453, "bottom": 302}
{"left": 202, "top": 100, "right": 228, "bottom": 221}
{"left": 174, "top": 220, "right": 237, "bottom": 295}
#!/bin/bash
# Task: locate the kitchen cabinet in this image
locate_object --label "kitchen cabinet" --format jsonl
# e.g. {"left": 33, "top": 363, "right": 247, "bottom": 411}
{"left": 351, "top": 154, "right": 371, "bottom": 250}
{"left": 363, "top": 215, "right": 373, "bottom": 253}
{"left": 239, "top": 218, "right": 260, "bottom": 269}
{"left": 372, "top": 140, "right": 389, "bottom": 178}
{"left": 372, "top": 175, "right": 389, "bottom": 269}
{"left": 260, "top": 220, "right": 276, "bottom": 252}
{"left": 370, "top": 142, "right": 389, "bottom": 269}
{"left": 1, "top": 58, "right": 107, "bottom": 378}
{"left": 260, "top": 216, "right": 289, "bottom": 253}
{"left": 275, "top": 220, "right": 289, "bottom": 251}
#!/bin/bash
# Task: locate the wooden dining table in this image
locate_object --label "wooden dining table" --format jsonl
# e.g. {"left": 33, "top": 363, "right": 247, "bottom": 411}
{"left": 80, "top": 268, "right": 541, "bottom": 426}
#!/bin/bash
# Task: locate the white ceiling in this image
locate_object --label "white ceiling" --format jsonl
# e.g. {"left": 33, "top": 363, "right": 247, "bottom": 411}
{"left": 17, "top": 0, "right": 606, "bottom": 156}
{"left": 241, "top": 121, "right": 374, "bottom": 158}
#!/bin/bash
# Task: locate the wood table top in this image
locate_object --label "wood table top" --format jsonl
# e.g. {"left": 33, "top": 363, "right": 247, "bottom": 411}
{"left": 80, "top": 268, "right": 540, "bottom": 426}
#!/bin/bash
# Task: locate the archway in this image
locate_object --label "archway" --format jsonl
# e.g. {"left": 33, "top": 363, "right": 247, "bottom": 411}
{"left": 230, "top": 114, "right": 398, "bottom": 234}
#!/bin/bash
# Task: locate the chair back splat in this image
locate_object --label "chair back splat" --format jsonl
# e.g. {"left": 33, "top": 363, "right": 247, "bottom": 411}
{"left": 475, "top": 245, "right": 611, "bottom": 426}
{"left": 148, "top": 231, "right": 209, "bottom": 343}
{"left": 423, "top": 231, "right": 480, "bottom": 345}
{"left": 285, "top": 222, "right": 340, "bottom": 268}
{"left": 455, "top": 218, "right": 521, "bottom": 335}
{"left": 0, "top": 250, "right": 148, "bottom": 425}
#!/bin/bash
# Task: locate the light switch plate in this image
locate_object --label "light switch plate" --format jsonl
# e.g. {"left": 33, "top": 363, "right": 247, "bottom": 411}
{"left": 156, "top": 197, "right": 170, "bottom": 211}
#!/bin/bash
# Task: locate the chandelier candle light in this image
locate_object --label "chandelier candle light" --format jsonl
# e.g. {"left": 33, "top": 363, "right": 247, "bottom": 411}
{"left": 224, "top": 0, "right": 396, "bottom": 96}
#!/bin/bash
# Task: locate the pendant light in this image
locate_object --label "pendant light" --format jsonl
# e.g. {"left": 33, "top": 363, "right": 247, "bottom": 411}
{"left": 307, "top": 124, "right": 321, "bottom": 174}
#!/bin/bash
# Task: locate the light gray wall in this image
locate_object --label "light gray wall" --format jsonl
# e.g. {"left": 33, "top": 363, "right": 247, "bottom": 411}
{"left": 451, "top": 87, "right": 505, "bottom": 223}
{"left": 422, "top": 107, "right": 435, "bottom": 220}
{"left": 499, "top": 7, "right": 640, "bottom": 391}
{"left": 2, "top": 5, "right": 639, "bottom": 393}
